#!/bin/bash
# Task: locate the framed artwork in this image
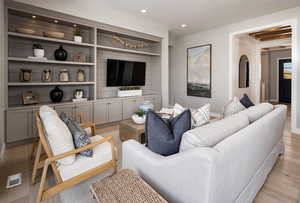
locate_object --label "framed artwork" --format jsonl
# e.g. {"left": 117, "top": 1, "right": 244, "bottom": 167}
{"left": 187, "top": 44, "right": 212, "bottom": 98}
{"left": 22, "top": 91, "right": 39, "bottom": 105}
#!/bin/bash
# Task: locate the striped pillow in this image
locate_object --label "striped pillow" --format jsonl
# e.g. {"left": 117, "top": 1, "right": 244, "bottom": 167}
{"left": 191, "top": 104, "right": 210, "bottom": 128}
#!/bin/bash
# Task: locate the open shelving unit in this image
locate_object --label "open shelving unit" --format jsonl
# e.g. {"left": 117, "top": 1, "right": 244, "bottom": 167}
{"left": 8, "top": 57, "right": 95, "bottom": 65}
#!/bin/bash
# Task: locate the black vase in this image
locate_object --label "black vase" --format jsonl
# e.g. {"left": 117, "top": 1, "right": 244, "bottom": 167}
{"left": 54, "top": 45, "right": 68, "bottom": 61}
{"left": 50, "top": 86, "right": 64, "bottom": 102}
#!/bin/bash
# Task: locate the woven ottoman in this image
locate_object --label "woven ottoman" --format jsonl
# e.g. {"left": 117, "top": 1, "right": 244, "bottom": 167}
{"left": 90, "top": 169, "right": 167, "bottom": 203}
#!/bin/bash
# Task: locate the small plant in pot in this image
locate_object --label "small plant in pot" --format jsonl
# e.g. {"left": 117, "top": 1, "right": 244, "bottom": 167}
{"left": 73, "top": 28, "right": 82, "bottom": 43}
{"left": 132, "top": 109, "right": 146, "bottom": 125}
{"left": 33, "top": 44, "right": 44, "bottom": 58}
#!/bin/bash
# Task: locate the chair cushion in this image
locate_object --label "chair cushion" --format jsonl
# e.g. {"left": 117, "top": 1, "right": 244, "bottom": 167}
{"left": 58, "top": 135, "right": 113, "bottom": 181}
{"left": 240, "top": 94, "right": 254, "bottom": 108}
{"left": 39, "top": 106, "right": 75, "bottom": 165}
{"left": 60, "top": 112, "right": 93, "bottom": 157}
{"left": 145, "top": 109, "right": 191, "bottom": 156}
{"left": 180, "top": 113, "right": 249, "bottom": 152}
{"left": 223, "top": 97, "right": 246, "bottom": 117}
{"left": 240, "top": 103, "right": 274, "bottom": 123}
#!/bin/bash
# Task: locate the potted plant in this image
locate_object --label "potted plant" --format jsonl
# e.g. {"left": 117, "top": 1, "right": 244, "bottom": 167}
{"left": 74, "top": 28, "right": 82, "bottom": 43}
{"left": 132, "top": 109, "right": 146, "bottom": 124}
{"left": 33, "top": 44, "right": 44, "bottom": 58}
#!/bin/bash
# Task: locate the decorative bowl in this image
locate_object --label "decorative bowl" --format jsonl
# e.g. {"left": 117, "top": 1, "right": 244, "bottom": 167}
{"left": 16, "top": 28, "right": 35, "bottom": 35}
{"left": 131, "top": 114, "right": 146, "bottom": 124}
{"left": 44, "top": 31, "right": 65, "bottom": 39}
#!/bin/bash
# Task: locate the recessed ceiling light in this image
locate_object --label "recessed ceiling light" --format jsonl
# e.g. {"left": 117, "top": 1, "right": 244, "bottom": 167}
{"left": 54, "top": 20, "right": 59, "bottom": 23}
{"left": 141, "top": 9, "right": 147, "bottom": 13}
{"left": 32, "top": 15, "right": 36, "bottom": 19}
{"left": 181, "top": 24, "right": 187, "bottom": 28}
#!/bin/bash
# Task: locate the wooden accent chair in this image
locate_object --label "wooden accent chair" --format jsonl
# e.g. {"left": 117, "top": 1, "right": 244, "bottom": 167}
{"left": 32, "top": 112, "right": 118, "bottom": 203}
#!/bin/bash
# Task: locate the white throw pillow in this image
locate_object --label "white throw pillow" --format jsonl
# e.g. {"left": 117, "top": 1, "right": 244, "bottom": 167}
{"left": 240, "top": 103, "right": 274, "bottom": 123}
{"left": 223, "top": 97, "right": 246, "bottom": 117}
{"left": 191, "top": 104, "right": 210, "bottom": 128}
{"left": 39, "top": 106, "right": 75, "bottom": 165}
{"left": 173, "top": 103, "right": 185, "bottom": 117}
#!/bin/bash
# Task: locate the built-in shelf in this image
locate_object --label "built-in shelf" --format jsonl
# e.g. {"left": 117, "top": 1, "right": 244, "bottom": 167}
{"left": 8, "top": 82, "right": 95, "bottom": 86}
{"left": 8, "top": 57, "right": 95, "bottom": 66}
{"left": 97, "top": 45, "right": 160, "bottom": 56}
{"left": 8, "top": 32, "right": 95, "bottom": 48}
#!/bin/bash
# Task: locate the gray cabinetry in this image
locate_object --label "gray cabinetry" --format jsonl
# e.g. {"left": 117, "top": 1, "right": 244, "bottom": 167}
{"left": 6, "top": 109, "right": 33, "bottom": 143}
{"left": 108, "top": 101, "right": 123, "bottom": 122}
{"left": 75, "top": 103, "right": 93, "bottom": 123}
{"left": 94, "top": 101, "right": 108, "bottom": 125}
{"left": 55, "top": 104, "right": 75, "bottom": 118}
{"left": 94, "top": 100, "right": 122, "bottom": 124}
{"left": 122, "top": 98, "right": 143, "bottom": 119}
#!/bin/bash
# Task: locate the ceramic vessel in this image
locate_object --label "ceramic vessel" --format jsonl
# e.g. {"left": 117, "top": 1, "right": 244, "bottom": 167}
{"left": 42, "top": 69, "right": 52, "bottom": 82}
{"left": 139, "top": 101, "right": 154, "bottom": 113}
{"left": 50, "top": 86, "right": 63, "bottom": 102}
{"left": 33, "top": 49, "right": 44, "bottom": 58}
{"left": 59, "top": 69, "right": 70, "bottom": 82}
{"left": 54, "top": 45, "right": 68, "bottom": 61}
{"left": 131, "top": 114, "right": 146, "bottom": 124}
{"left": 74, "top": 36, "right": 82, "bottom": 43}
{"left": 77, "top": 70, "right": 85, "bottom": 82}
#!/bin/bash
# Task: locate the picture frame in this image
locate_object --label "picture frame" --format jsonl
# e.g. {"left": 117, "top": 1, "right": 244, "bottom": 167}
{"left": 187, "top": 44, "right": 212, "bottom": 98}
{"left": 22, "top": 91, "right": 39, "bottom": 105}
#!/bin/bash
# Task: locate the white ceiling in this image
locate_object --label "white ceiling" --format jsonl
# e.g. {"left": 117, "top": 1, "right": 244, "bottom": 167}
{"left": 101, "top": 0, "right": 300, "bottom": 35}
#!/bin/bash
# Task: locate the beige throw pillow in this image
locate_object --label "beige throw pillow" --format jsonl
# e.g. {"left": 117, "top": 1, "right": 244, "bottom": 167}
{"left": 223, "top": 97, "right": 246, "bottom": 117}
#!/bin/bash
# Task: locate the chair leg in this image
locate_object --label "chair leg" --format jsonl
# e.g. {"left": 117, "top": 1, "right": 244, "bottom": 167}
{"left": 36, "top": 161, "right": 49, "bottom": 203}
{"left": 31, "top": 138, "right": 39, "bottom": 160}
{"left": 32, "top": 141, "right": 42, "bottom": 185}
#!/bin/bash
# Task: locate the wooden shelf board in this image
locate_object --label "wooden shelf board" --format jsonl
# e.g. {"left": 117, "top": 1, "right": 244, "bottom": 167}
{"left": 8, "top": 57, "right": 95, "bottom": 66}
{"left": 97, "top": 45, "right": 160, "bottom": 56}
{"left": 8, "top": 82, "right": 95, "bottom": 86}
{"left": 8, "top": 32, "right": 95, "bottom": 47}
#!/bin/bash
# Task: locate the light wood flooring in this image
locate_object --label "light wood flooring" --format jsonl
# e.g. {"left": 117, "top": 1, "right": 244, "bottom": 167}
{"left": 1, "top": 108, "right": 300, "bottom": 203}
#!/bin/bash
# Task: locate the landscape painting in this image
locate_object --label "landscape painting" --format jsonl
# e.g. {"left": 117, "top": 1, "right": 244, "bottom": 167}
{"left": 187, "top": 44, "right": 211, "bottom": 98}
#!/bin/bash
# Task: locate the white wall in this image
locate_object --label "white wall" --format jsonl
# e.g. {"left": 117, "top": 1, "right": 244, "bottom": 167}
{"left": 171, "top": 6, "right": 300, "bottom": 133}
{"left": 14, "top": 0, "right": 170, "bottom": 106}
{"left": 0, "top": 0, "right": 5, "bottom": 153}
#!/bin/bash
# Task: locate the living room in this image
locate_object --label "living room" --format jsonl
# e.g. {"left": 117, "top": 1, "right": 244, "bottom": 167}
{"left": 1, "top": 0, "right": 300, "bottom": 203}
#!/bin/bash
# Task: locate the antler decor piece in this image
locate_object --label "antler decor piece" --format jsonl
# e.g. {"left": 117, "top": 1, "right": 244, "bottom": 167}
{"left": 112, "top": 36, "right": 146, "bottom": 49}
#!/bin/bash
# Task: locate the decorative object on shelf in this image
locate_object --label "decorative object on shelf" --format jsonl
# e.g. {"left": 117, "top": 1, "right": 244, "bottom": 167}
{"left": 139, "top": 101, "right": 154, "bottom": 113}
{"left": 59, "top": 69, "right": 70, "bottom": 82}
{"left": 73, "top": 52, "right": 86, "bottom": 62}
{"left": 33, "top": 44, "right": 45, "bottom": 58}
{"left": 42, "top": 69, "right": 52, "bottom": 82}
{"left": 187, "top": 44, "right": 212, "bottom": 98}
{"left": 77, "top": 69, "right": 85, "bottom": 82}
{"left": 50, "top": 86, "right": 64, "bottom": 102}
{"left": 74, "top": 89, "right": 84, "bottom": 99}
{"left": 22, "top": 91, "right": 39, "bottom": 105}
{"left": 16, "top": 28, "right": 35, "bottom": 35}
{"left": 54, "top": 45, "right": 68, "bottom": 61}
{"left": 43, "top": 31, "right": 65, "bottom": 39}
{"left": 131, "top": 109, "right": 146, "bottom": 124}
{"left": 112, "top": 35, "right": 146, "bottom": 49}
{"left": 73, "top": 28, "right": 82, "bottom": 43}
{"left": 20, "top": 69, "right": 32, "bottom": 82}
{"left": 118, "top": 87, "right": 142, "bottom": 97}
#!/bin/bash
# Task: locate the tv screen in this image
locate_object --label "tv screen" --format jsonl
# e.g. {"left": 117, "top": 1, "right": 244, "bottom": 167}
{"left": 106, "top": 59, "right": 146, "bottom": 86}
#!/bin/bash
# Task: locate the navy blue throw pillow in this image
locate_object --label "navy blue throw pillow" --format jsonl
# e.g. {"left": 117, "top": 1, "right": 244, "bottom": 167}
{"left": 240, "top": 94, "right": 254, "bottom": 108}
{"left": 145, "top": 109, "right": 191, "bottom": 156}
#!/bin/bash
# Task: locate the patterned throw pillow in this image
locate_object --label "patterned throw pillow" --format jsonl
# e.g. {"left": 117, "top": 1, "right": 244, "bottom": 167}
{"left": 60, "top": 113, "right": 93, "bottom": 157}
{"left": 145, "top": 109, "right": 191, "bottom": 156}
{"left": 223, "top": 97, "right": 246, "bottom": 117}
{"left": 191, "top": 104, "right": 210, "bottom": 128}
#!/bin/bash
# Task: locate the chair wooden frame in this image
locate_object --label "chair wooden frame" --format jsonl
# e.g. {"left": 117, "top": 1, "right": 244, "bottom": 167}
{"left": 32, "top": 112, "right": 118, "bottom": 203}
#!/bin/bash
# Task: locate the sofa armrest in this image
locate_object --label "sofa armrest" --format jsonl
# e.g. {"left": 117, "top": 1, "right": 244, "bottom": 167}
{"left": 122, "top": 140, "right": 219, "bottom": 203}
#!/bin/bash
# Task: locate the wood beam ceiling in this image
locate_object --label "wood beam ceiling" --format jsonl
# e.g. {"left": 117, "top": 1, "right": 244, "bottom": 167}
{"left": 249, "top": 26, "right": 291, "bottom": 41}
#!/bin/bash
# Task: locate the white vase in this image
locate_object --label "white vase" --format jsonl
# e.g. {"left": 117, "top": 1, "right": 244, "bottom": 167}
{"left": 131, "top": 114, "right": 146, "bottom": 124}
{"left": 74, "top": 36, "right": 82, "bottom": 43}
{"left": 33, "top": 49, "right": 44, "bottom": 58}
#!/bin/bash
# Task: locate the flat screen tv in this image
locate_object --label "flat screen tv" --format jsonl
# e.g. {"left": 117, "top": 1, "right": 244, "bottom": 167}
{"left": 106, "top": 59, "right": 146, "bottom": 86}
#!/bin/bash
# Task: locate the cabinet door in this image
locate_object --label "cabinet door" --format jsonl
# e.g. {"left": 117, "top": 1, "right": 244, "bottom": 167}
{"left": 55, "top": 104, "right": 75, "bottom": 118}
{"left": 93, "top": 101, "right": 108, "bottom": 125}
{"left": 6, "top": 109, "right": 32, "bottom": 143}
{"left": 75, "top": 103, "right": 93, "bottom": 123}
{"left": 122, "top": 99, "right": 139, "bottom": 119}
{"left": 108, "top": 101, "right": 122, "bottom": 122}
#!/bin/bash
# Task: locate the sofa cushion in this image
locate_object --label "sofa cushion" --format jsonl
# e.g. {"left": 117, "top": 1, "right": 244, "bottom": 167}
{"left": 145, "top": 109, "right": 191, "bottom": 156}
{"left": 60, "top": 112, "right": 93, "bottom": 157}
{"left": 39, "top": 106, "right": 75, "bottom": 165}
{"left": 180, "top": 113, "right": 249, "bottom": 152}
{"left": 240, "top": 94, "right": 254, "bottom": 108}
{"left": 240, "top": 103, "right": 274, "bottom": 123}
{"left": 223, "top": 97, "right": 246, "bottom": 117}
{"left": 58, "top": 135, "right": 112, "bottom": 181}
